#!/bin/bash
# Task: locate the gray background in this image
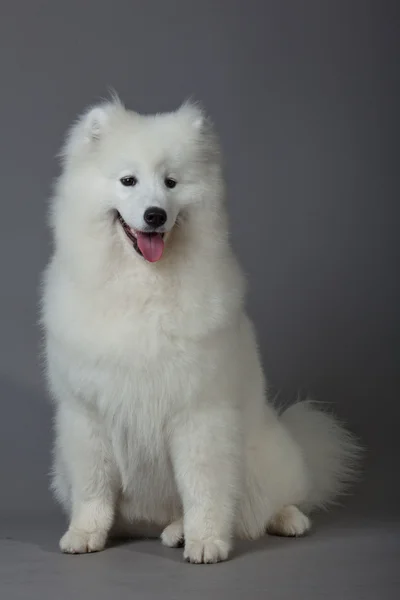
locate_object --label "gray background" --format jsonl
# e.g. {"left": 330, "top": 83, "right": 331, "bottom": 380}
{"left": 0, "top": 1, "right": 398, "bottom": 598}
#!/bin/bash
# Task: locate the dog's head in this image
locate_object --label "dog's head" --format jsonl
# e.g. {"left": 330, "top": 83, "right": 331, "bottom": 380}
{"left": 57, "top": 97, "right": 223, "bottom": 263}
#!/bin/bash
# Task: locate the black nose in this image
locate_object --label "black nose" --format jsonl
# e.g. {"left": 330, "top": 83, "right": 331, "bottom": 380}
{"left": 143, "top": 207, "right": 167, "bottom": 228}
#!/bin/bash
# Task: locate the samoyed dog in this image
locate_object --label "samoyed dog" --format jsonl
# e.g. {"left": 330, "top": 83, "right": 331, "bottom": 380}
{"left": 41, "top": 97, "right": 359, "bottom": 563}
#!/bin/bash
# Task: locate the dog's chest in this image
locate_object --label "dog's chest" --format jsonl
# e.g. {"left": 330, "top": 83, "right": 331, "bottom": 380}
{"left": 62, "top": 282, "right": 199, "bottom": 363}
{"left": 45, "top": 261, "right": 230, "bottom": 367}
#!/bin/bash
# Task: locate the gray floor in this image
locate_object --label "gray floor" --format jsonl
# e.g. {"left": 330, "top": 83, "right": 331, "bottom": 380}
{"left": 1, "top": 506, "right": 399, "bottom": 600}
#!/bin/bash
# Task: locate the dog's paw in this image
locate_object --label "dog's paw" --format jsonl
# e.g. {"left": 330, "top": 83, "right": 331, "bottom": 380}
{"left": 161, "top": 519, "right": 184, "bottom": 548}
{"left": 59, "top": 528, "right": 107, "bottom": 554}
{"left": 184, "top": 538, "right": 230, "bottom": 564}
{"left": 267, "top": 505, "right": 311, "bottom": 537}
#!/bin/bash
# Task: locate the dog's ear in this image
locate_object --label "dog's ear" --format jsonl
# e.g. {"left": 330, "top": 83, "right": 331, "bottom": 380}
{"left": 178, "top": 99, "right": 207, "bottom": 131}
{"left": 61, "top": 96, "right": 124, "bottom": 162}
{"left": 178, "top": 100, "right": 220, "bottom": 161}
{"left": 80, "top": 104, "right": 114, "bottom": 142}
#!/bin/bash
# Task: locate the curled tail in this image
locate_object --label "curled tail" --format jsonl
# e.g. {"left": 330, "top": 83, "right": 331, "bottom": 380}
{"left": 280, "top": 400, "right": 362, "bottom": 512}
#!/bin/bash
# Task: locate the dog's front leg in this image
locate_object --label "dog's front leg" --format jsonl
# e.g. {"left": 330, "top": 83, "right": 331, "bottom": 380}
{"left": 170, "top": 406, "right": 241, "bottom": 564}
{"left": 55, "top": 404, "right": 118, "bottom": 554}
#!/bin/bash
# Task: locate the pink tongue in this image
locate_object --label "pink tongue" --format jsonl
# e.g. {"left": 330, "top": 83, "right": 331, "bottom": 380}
{"left": 136, "top": 232, "right": 165, "bottom": 262}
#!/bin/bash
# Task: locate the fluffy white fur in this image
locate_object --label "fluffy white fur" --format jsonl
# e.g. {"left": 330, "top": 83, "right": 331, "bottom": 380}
{"left": 41, "top": 97, "right": 360, "bottom": 563}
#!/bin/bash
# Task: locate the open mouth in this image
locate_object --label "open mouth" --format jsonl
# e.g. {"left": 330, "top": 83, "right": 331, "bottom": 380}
{"left": 117, "top": 212, "right": 165, "bottom": 263}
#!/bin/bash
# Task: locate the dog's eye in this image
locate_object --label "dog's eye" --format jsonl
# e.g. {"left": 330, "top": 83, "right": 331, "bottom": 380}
{"left": 120, "top": 176, "right": 137, "bottom": 187}
{"left": 164, "top": 177, "right": 177, "bottom": 189}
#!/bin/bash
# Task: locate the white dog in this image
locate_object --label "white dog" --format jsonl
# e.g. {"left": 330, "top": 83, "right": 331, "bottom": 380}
{"left": 41, "top": 97, "right": 360, "bottom": 563}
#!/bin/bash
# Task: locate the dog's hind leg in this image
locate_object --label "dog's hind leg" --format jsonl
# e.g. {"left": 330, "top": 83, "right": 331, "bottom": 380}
{"left": 267, "top": 505, "right": 311, "bottom": 537}
{"left": 161, "top": 518, "right": 184, "bottom": 547}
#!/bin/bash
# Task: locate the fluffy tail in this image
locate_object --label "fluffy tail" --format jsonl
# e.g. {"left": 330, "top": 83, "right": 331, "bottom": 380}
{"left": 280, "top": 400, "right": 362, "bottom": 512}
